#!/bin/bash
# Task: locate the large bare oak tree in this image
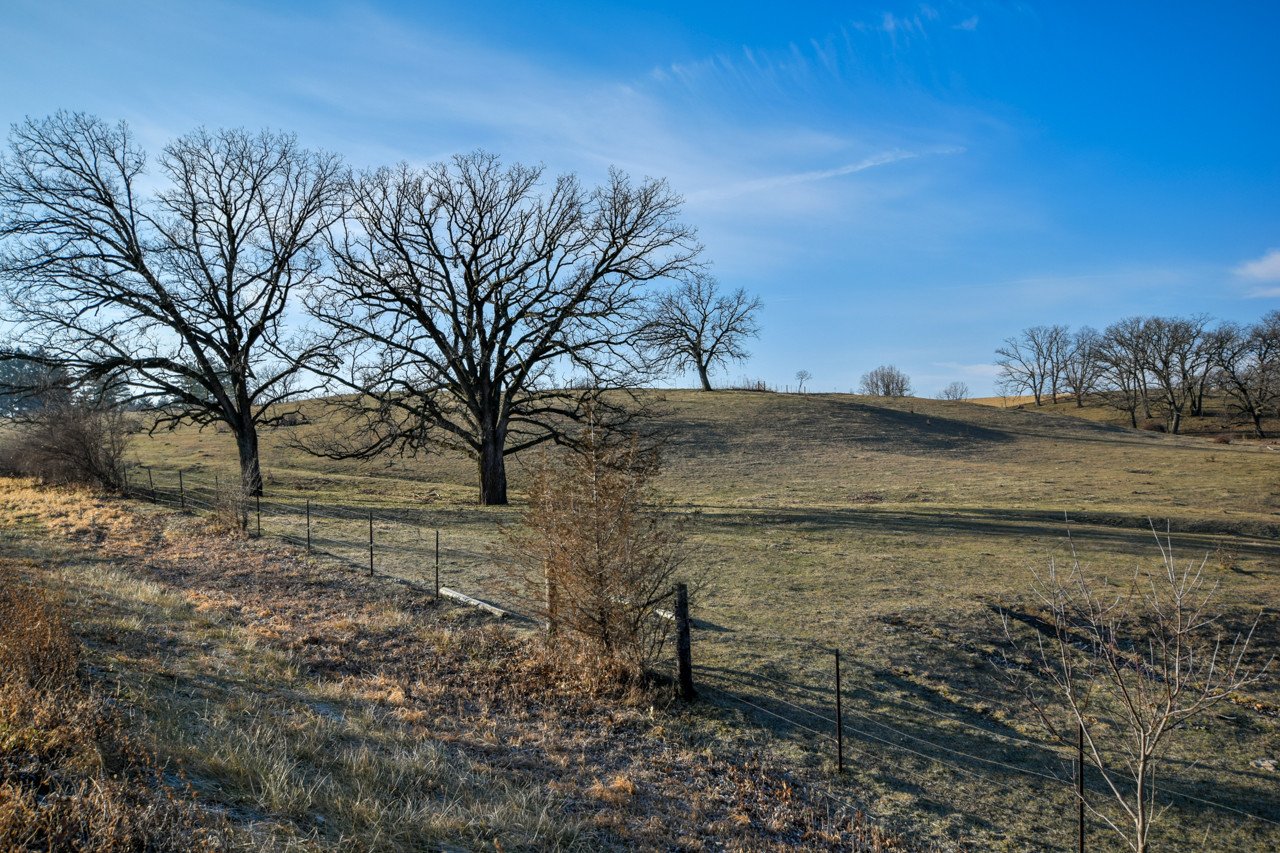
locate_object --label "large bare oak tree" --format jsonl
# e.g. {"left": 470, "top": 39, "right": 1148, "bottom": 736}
{"left": 307, "top": 152, "right": 702, "bottom": 505}
{"left": 0, "top": 113, "right": 345, "bottom": 495}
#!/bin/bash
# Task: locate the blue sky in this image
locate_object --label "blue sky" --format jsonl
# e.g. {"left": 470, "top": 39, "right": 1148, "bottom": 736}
{"left": 2, "top": 1, "right": 1277, "bottom": 395}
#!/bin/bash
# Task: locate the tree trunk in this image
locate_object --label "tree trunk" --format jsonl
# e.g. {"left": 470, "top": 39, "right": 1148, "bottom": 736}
{"left": 478, "top": 437, "right": 508, "bottom": 505}
{"left": 235, "top": 421, "right": 264, "bottom": 496}
{"left": 1253, "top": 412, "right": 1266, "bottom": 439}
{"left": 696, "top": 362, "right": 712, "bottom": 391}
{"left": 1170, "top": 409, "right": 1182, "bottom": 435}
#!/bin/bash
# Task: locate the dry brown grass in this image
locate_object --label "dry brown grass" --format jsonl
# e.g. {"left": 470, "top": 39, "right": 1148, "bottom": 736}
{"left": 0, "top": 567, "right": 224, "bottom": 852}
{"left": 0, "top": 478, "right": 915, "bottom": 851}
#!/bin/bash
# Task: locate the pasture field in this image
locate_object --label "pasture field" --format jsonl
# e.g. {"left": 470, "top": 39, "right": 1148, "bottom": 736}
{"left": 126, "top": 390, "right": 1280, "bottom": 850}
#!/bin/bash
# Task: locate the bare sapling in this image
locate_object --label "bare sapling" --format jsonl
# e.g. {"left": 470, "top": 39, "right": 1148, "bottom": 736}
{"left": 503, "top": 419, "right": 690, "bottom": 677}
{"left": 1002, "top": 529, "right": 1272, "bottom": 853}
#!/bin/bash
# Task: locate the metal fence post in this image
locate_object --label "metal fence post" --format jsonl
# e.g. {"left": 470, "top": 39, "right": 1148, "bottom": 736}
{"left": 368, "top": 510, "right": 374, "bottom": 576}
{"left": 147, "top": 468, "right": 156, "bottom": 503}
{"left": 434, "top": 528, "right": 440, "bottom": 598}
{"left": 1077, "top": 722, "right": 1086, "bottom": 853}
{"left": 674, "top": 583, "right": 695, "bottom": 700}
{"left": 179, "top": 470, "right": 185, "bottom": 509}
{"left": 305, "top": 499, "right": 311, "bottom": 553}
{"left": 835, "top": 648, "right": 844, "bottom": 773}
{"left": 256, "top": 493, "right": 261, "bottom": 536}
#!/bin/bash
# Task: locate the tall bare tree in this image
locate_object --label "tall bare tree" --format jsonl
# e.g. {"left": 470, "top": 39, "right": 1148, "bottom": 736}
{"left": 307, "top": 152, "right": 702, "bottom": 505}
{"left": 0, "top": 113, "right": 345, "bottom": 494}
{"left": 640, "top": 274, "right": 760, "bottom": 390}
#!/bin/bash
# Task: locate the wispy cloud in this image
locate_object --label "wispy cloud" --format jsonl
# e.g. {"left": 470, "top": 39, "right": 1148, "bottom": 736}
{"left": 1234, "top": 248, "right": 1280, "bottom": 281}
{"left": 686, "top": 147, "right": 964, "bottom": 204}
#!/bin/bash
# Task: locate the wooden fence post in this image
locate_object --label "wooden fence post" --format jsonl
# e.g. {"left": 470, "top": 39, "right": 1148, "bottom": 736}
{"left": 674, "top": 583, "right": 695, "bottom": 700}
{"left": 835, "top": 648, "right": 844, "bottom": 773}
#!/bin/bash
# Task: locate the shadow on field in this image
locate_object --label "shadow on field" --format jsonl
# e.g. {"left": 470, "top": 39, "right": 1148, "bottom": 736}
{"left": 694, "top": 504, "right": 1280, "bottom": 561}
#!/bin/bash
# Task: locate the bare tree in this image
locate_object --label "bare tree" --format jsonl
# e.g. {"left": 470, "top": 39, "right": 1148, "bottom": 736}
{"left": 1098, "top": 318, "right": 1153, "bottom": 428}
{"left": 1143, "top": 315, "right": 1210, "bottom": 434}
{"left": 794, "top": 369, "right": 812, "bottom": 394}
{"left": 1062, "top": 326, "right": 1104, "bottom": 408}
{"left": 939, "top": 381, "right": 970, "bottom": 401}
{"left": 858, "top": 364, "right": 910, "bottom": 397}
{"left": 996, "top": 326, "right": 1062, "bottom": 406}
{"left": 0, "top": 113, "right": 345, "bottom": 495}
{"left": 640, "top": 274, "right": 760, "bottom": 390}
{"left": 1004, "top": 533, "right": 1271, "bottom": 853}
{"left": 1215, "top": 311, "right": 1280, "bottom": 437}
{"left": 307, "top": 152, "right": 701, "bottom": 505}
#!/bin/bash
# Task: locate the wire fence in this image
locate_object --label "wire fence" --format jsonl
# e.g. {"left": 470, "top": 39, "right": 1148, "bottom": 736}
{"left": 118, "top": 462, "right": 1280, "bottom": 850}
{"left": 119, "top": 463, "right": 551, "bottom": 620}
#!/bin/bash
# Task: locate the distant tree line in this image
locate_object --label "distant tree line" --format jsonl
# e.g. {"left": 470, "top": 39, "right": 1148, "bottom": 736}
{"left": 995, "top": 312, "right": 1280, "bottom": 436}
{"left": 0, "top": 112, "right": 762, "bottom": 504}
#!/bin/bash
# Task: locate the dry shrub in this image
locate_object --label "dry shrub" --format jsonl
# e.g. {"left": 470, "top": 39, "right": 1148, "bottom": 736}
{"left": 0, "top": 401, "right": 128, "bottom": 490}
{"left": 1212, "top": 433, "right": 1233, "bottom": 444}
{"left": 1138, "top": 418, "right": 1167, "bottom": 433}
{"left": 205, "top": 476, "right": 250, "bottom": 536}
{"left": 504, "top": 425, "right": 690, "bottom": 678}
{"left": 0, "top": 575, "right": 224, "bottom": 851}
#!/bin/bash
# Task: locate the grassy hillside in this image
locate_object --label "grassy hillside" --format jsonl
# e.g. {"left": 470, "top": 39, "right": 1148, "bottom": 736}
{"left": 124, "top": 390, "right": 1280, "bottom": 849}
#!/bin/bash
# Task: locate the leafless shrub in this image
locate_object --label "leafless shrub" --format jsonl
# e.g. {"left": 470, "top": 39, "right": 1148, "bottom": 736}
{"left": 858, "top": 364, "right": 911, "bottom": 397}
{"left": 939, "top": 381, "right": 970, "bottom": 401}
{"left": 1001, "top": 532, "right": 1272, "bottom": 853}
{"left": 503, "top": 423, "right": 690, "bottom": 677}
{"left": 1138, "top": 418, "right": 1166, "bottom": 433}
{"left": 206, "top": 476, "right": 250, "bottom": 536}
{"left": 0, "top": 400, "right": 128, "bottom": 490}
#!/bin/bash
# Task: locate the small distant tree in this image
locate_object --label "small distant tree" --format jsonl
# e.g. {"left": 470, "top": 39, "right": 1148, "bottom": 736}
{"left": 1062, "top": 326, "right": 1104, "bottom": 408}
{"left": 1215, "top": 311, "right": 1280, "bottom": 438}
{"left": 996, "top": 326, "right": 1067, "bottom": 405}
{"left": 503, "top": 421, "right": 688, "bottom": 674}
{"left": 939, "top": 381, "right": 970, "bottom": 401}
{"left": 641, "top": 274, "right": 761, "bottom": 391}
{"left": 794, "top": 369, "right": 812, "bottom": 393}
{"left": 1098, "top": 317, "right": 1153, "bottom": 428}
{"left": 1003, "top": 534, "right": 1272, "bottom": 853}
{"left": 859, "top": 365, "right": 911, "bottom": 397}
